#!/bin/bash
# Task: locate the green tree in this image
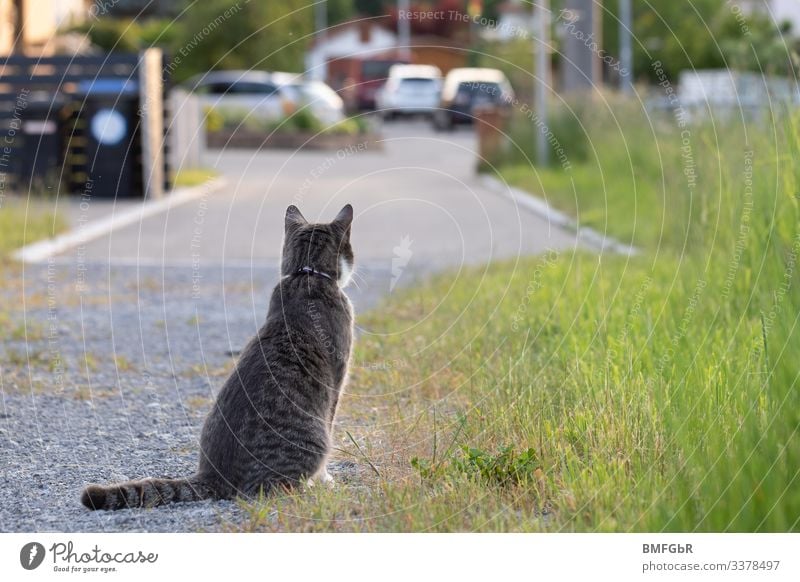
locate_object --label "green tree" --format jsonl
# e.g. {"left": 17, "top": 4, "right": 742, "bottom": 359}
{"left": 354, "top": 0, "right": 385, "bottom": 16}
{"left": 173, "top": 0, "right": 313, "bottom": 81}
{"left": 601, "top": 0, "right": 796, "bottom": 82}
{"left": 328, "top": 0, "right": 356, "bottom": 26}
{"left": 717, "top": 11, "right": 794, "bottom": 75}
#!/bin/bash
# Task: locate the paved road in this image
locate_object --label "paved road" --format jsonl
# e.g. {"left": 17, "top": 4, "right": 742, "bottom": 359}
{"left": 2, "top": 121, "right": 578, "bottom": 532}
{"left": 67, "top": 121, "right": 576, "bottom": 275}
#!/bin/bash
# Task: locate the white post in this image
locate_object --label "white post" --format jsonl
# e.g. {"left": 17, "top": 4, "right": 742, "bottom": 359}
{"left": 139, "top": 48, "right": 164, "bottom": 199}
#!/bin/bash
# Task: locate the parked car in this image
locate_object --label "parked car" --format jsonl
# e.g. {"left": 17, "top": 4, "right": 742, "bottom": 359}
{"left": 186, "top": 71, "right": 345, "bottom": 127}
{"left": 433, "top": 68, "right": 515, "bottom": 130}
{"left": 185, "top": 70, "right": 299, "bottom": 122}
{"left": 285, "top": 79, "right": 346, "bottom": 126}
{"left": 355, "top": 58, "right": 408, "bottom": 110}
{"left": 376, "top": 64, "right": 442, "bottom": 119}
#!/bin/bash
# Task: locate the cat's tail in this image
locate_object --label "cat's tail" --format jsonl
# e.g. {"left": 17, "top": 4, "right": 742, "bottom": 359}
{"left": 81, "top": 476, "right": 217, "bottom": 511}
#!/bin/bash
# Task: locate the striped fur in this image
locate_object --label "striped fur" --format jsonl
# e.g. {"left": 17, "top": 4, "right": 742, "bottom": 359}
{"left": 80, "top": 205, "right": 355, "bottom": 511}
{"left": 81, "top": 477, "right": 216, "bottom": 511}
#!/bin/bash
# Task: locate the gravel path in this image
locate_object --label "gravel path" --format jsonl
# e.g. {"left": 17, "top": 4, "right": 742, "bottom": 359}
{"left": 1, "top": 124, "right": 579, "bottom": 532}
{"left": 0, "top": 260, "right": 392, "bottom": 532}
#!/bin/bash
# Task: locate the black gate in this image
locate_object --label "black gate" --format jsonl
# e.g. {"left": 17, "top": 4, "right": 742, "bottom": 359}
{"left": 0, "top": 52, "right": 170, "bottom": 198}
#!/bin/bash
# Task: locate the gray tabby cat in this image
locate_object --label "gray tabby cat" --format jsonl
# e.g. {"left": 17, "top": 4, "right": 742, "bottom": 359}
{"left": 81, "top": 204, "right": 355, "bottom": 510}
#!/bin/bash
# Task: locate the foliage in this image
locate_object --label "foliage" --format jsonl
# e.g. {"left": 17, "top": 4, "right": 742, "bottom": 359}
{"left": 327, "top": 0, "right": 356, "bottom": 26}
{"left": 74, "top": 18, "right": 142, "bottom": 52}
{"left": 412, "top": 445, "right": 541, "bottom": 486}
{"left": 453, "top": 445, "right": 540, "bottom": 486}
{"left": 477, "top": 39, "right": 539, "bottom": 101}
{"left": 601, "top": 0, "right": 797, "bottom": 82}
{"left": 354, "top": 0, "right": 385, "bottom": 17}
{"left": 171, "top": 1, "right": 312, "bottom": 82}
{"left": 204, "top": 105, "right": 367, "bottom": 135}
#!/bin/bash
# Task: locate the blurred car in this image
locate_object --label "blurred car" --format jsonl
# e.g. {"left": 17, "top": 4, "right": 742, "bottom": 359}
{"left": 186, "top": 71, "right": 345, "bottom": 127}
{"left": 186, "top": 70, "right": 299, "bottom": 122}
{"left": 433, "top": 68, "right": 515, "bottom": 130}
{"left": 285, "top": 79, "right": 346, "bottom": 126}
{"left": 376, "top": 64, "right": 442, "bottom": 119}
{"left": 355, "top": 58, "right": 408, "bottom": 110}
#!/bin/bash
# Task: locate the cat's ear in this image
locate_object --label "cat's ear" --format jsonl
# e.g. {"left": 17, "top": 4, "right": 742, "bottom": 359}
{"left": 332, "top": 204, "right": 353, "bottom": 232}
{"left": 285, "top": 205, "right": 307, "bottom": 233}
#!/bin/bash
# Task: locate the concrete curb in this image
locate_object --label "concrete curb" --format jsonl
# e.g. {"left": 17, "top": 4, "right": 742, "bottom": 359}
{"left": 479, "top": 174, "right": 639, "bottom": 256}
{"left": 12, "top": 177, "right": 228, "bottom": 264}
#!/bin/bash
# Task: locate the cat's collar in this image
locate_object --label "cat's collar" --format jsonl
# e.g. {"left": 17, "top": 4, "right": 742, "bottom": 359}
{"left": 296, "top": 266, "right": 334, "bottom": 281}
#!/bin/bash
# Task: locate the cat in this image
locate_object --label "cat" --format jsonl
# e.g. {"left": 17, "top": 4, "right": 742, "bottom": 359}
{"left": 81, "top": 204, "right": 355, "bottom": 510}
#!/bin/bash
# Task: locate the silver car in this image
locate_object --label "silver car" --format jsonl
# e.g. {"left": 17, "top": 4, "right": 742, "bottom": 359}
{"left": 187, "top": 70, "right": 299, "bottom": 122}
{"left": 187, "top": 71, "right": 344, "bottom": 126}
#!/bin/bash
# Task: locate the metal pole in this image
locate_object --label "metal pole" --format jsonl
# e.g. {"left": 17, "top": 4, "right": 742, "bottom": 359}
{"left": 398, "top": 0, "right": 411, "bottom": 61}
{"left": 562, "top": 0, "right": 600, "bottom": 92}
{"left": 314, "top": 0, "right": 327, "bottom": 80}
{"left": 536, "top": 0, "right": 550, "bottom": 166}
{"left": 619, "top": 0, "right": 633, "bottom": 94}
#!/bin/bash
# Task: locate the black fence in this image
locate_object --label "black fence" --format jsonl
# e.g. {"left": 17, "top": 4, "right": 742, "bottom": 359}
{"left": 0, "top": 52, "right": 170, "bottom": 198}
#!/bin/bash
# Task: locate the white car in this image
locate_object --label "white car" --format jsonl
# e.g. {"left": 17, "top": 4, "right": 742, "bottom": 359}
{"left": 187, "top": 70, "right": 298, "bottom": 122}
{"left": 376, "top": 64, "right": 442, "bottom": 119}
{"left": 187, "top": 71, "right": 345, "bottom": 127}
{"left": 286, "top": 79, "right": 346, "bottom": 126}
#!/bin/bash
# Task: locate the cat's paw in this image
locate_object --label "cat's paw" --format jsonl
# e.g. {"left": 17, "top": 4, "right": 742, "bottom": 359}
{"left": 320, "top": 470, "right": 335, "bottom": 487}
{"left": 307, "top": 469, "right": 335, "bottom": 488}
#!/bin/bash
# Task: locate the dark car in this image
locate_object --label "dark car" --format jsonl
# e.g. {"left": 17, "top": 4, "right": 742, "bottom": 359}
{"left": 433, "top": 68, "right": 515, "bottom": 130}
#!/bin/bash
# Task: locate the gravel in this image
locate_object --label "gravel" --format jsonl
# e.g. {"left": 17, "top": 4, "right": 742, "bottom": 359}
{"left": 0, "top": 260, "right": 393, "bottom": 532}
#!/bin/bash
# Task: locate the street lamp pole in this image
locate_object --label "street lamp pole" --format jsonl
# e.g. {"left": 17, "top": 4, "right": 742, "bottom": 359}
{"left": 619, "top": 0, "right": 633, "bottom": 94}
{"left": 398, "top": 0, "right": 411, "bottom": 61}
{"left": 535, "top": 0, "right": 550, "bottom": 166}
{"left": 314, "top": 0, "right": 327, "bottom": 80}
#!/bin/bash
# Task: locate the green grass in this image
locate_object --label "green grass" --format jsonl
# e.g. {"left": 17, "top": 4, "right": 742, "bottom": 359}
{"left": 172, "top": 168, "right": 219, "bottom": 188}
{"left": 241, "top": 103, "right": 800, "bottom": 532}
{"left": 494, "top": 96, "right": 696, "bottom": 248}
{"left": 0, "top": 198, "right": 64, "bottom": 259}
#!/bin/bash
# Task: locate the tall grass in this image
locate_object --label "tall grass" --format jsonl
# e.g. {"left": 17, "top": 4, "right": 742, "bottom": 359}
{"left": 496, "top": 96, "right": 713, "bottom": 248}
{"left": 498, "top": 103, "right": 799, "bottom": 530}
{"left": 244, "top": 101, "right": 799, "bottom": 532}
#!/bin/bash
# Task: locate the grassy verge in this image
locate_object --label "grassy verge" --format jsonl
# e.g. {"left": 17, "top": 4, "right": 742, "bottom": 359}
{"left": 239, "top": 105, "right": 799, "bottom": 532}
{"left": 494, "top": 97, "right": 695, "bottom": 248}
{"left": 0, "top": 198, "right": 64, "bottom": 259}
{"left": 172, "top": 168, "right": 219, "bottom": 188}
